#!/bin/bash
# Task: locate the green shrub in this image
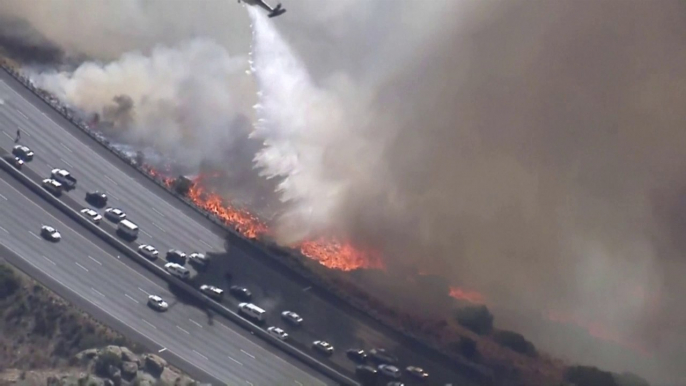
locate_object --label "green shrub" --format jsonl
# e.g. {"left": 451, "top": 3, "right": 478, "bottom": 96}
{"left": 95, "top": 351, "right": 122, "bottom": 376}
{"left": 493, "top": 330, "right": 537, "bottom": 357}
{"left": 0, "top": 264, "right": 20, "bottom": 299}
{"left": 565, "top": 366, "right": 618, "bottom": 386}
{"left": 454, "top": 305, "right": 494, "bottom": 335}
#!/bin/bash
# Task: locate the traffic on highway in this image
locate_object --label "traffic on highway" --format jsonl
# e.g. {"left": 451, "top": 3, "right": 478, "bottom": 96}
{"left": 0, "top": 69, "right": 472, "bottom": 386}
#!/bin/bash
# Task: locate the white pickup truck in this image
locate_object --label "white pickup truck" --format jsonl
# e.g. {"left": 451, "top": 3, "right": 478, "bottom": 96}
{"left": 51, "top": 168, "right": 77, "bottom": 189}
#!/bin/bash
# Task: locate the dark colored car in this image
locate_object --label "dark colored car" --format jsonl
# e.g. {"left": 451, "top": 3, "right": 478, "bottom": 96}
{"left": 229, "top": 286, "right": 252, "bottom": 300}
{"left": 85, "top": 191, "right": 108, "bottom": 208}
{"left": 166, "top": 249, "right": 187, "bottom": 265}
{"left": 369, "top": 348, "right": 398, "bottom": 365}
{"left": 347, "top": 348, "right": 368, "bottom": 363}
{"left": 355, "top": 365, "right": 378, "bottom": 384}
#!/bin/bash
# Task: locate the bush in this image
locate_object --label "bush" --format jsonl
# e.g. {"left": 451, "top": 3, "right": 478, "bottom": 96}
{"left": 493, "top": 330, "right": 537, "bottom": 357}
{"left": 0, "top": 264, "right": 20, "bottom": 299}
{"left": 454, "top": 305, "right": 494, "bottom": 335}
{"left": 456, "top": 336, "right": 480, "bottom": 361}
{"left": 565, "top": 366, "right": 618, "bottom": 386}
{"left": 95, "top": 351, "right": 122, "bottom": 376}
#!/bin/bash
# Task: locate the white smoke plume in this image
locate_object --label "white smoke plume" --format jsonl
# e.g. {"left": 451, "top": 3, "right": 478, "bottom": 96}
{"left": 2, "top": 0, "right": 686, "bottom": 383}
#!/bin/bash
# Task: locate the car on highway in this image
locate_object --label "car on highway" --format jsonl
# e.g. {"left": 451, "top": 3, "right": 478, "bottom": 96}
{"left": 281, "top": 310, "right": 303, "bottom": 326}
{"left": 229, "top": 285, "right": 252, "bottom": 301}
{"left": 355, "top": 365, "right": 378, "bottom": 383}
{"left": 40, "top": 225, "right": 61, "bottom": 242}
{"left": 369, "top": 348, "right": 399, "bottom": 365}
{"left": 189, "top": 252, "right": 210, "bottom": 269}
{"left": 199, "top": 284, "right": 223, "bottom": 301}
{"left": 378, "top": 364, "right": 402, "bottom": 379}
{"left": 104, "top": 207, "right": 127, "bottom": 222}
{"left": 166, "top": 249, "right": 187, "bottom": 265}
{"left": 51, "top": 168, "right": 77, "bottom": 189}
{"left": 12, "top": 145, "right": 33, "bottom": 161}
{"left": 138, "top": 244, "right": 159, "bottom": 261}
{"left": 406, "top": 366, "right": 429, "bottom": 380}
{"left": 346, "top": 348, "right": 368, "bottom": 363}
{"left": 386, "top": 382, "right": 405, "bottom": 386}
{"left": 164, "top": 262, "right": 190, "bottom": 280}
{"left": 80, "top": 208, "right": 102, "bottom": 224}
{"left": 85, "top": 191, "right": 108, "bottom": 208}
{"left": 312, "top": 340, "right": 334, "bottom": 356}
{"left": 41, "top": 178, "right": 62, "bottom": 196}
{"left": 147, "top": 295, "right": 168, "bottom": 312}
{"left": 267, "top": 326, "right": 289, "bottom": 341}
{"left": 4, "top": 155, "right": 24, "bottom": 169}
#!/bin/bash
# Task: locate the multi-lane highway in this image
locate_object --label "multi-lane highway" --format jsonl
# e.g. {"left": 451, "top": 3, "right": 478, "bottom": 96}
{"left": 0, "top": 69, "right": 475, "bottom": 386}
{"left": 0, "top": 170, "right": 332, "bottom": 386}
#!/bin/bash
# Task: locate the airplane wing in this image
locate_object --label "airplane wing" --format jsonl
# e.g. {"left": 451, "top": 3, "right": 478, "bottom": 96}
{"left": 252, "top": 0, "right": 287, "bottom": 17}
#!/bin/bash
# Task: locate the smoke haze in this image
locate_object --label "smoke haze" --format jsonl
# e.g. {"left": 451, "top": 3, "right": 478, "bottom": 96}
{"left": 3, "top": 0, "right": 686, "bottom": 383}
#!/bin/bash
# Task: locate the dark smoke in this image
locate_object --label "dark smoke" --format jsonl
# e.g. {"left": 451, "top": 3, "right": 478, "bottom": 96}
{"left": 3, "top": 0, "right": 686, "bottom": 383}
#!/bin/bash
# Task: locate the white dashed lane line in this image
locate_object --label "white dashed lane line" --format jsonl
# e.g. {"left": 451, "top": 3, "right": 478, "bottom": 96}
{"left": 228, "top": 356, "right": 243, "bottom": 366}
{"left": 125, "top": 294, "right": 139, "bottom": 303}
{"left": 192, "top": 350, "right": 208, "bottom": 360}
{"left": 87, "top": 255, "right": 102, "bottom": 265}
{"left": 74, "top": 262, "right": 89, "bottom": 272}
{"left": 240, "top": 349, "right": 255, "bottom": 359}
{"left": 142, "top": 319, "right": 157, "bottom": 329}
{"left": 189, "top": 319, "right": 203, "bottom": 328}
{"left": 42, "top": 255, "right": 56, "bottom": 266}
{"left": 91, "top": 288, "right": 105, "bottom": 297}
{"left": 176, "top": 325, "right": 190, "bottom": 335}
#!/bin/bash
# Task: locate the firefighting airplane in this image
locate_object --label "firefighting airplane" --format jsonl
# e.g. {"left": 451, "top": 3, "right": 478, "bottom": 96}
{"left": 238, "top": 0, "right": 287, "bottom": 18}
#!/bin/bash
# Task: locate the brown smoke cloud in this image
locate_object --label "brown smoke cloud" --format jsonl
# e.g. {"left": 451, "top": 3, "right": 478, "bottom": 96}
{"left": 2, "top": 0, "right": 686, "bottom": 382}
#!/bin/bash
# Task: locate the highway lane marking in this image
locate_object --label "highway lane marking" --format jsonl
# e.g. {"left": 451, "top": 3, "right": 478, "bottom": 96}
{"left": 41, "top": 255, "right": 56, "bottom": 266}
{"left": 295, "top": 381, "right": 304, "bottom": 386}
{"left": 74, "top": 262, "right": 89, "bottom": 272}
{"left": 246, "top": 381, "right": 254, "bottom": 386}
{"left": 138, "top": 287, "right": 150, "bottom": 295}
{"left": 125, "top": 294, "right": 139, "bottom": 304}
{"left": 0, "top": 226, "right": 8, "bottom": 234}
{"left": 158, "top": 347, "right": 167, "bottom": 353}
{"left": 104, "top": 175, "right": 118, "bottom": 186}
{"left": 200, "top": 239, "right": 213, "bottom": 250}
{"left": 227, "top": 356, "right": 243, "bottom": 366}
{"left": 0, "top": 192, "right": 7, "bottom": 200}
{"left": 151, "top": 207, "right": 165, "bottom": 218}
{"left": 28, "top": 231, "right": 41, "bottom": 240}
{"left": 192, "top": 350, "right": 208, "bottom": 360}
{"left": 60, "top": 142, "right": 73, "bottom": 153}
{"left": 140, "top": 230, "right": 153, "bottom": 238}
{"left": 60, "top": 158, "right": 74, "bottom": 168}
{"left": 91, "top": 288, "right": 105, "bottom": 297}
{"left": 87, "top": 255, "right": 102, "bottom": 265}
{"left": 302, "top": 286, "right": 312, "bottom": 292}
{"left": 176, "top": 325, "right": 190, "bottom": 335}
{"left": 142, "top": 319, "right": 157, "bottom": 330}
{"left": 3, "top": 131, "right": 13, "bottom": 140}
{"left": 151, "top": 222, "right": 166, "bottom": 233}
{"left": 189, "top": 319, "right": 203, "bottom": 328}
{"left": 240, "top": 349, "right": 255, "bottom": 359}
{"left": 16, "top": 109, "right": 27, "bottom": 119}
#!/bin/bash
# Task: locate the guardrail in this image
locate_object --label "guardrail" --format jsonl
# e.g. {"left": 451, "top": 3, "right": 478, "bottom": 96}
{"left": 0, "top": 151, "right": 360, "bottom": 386}
{"left": 0, "top": 61, "right": 494, "bottom": 386}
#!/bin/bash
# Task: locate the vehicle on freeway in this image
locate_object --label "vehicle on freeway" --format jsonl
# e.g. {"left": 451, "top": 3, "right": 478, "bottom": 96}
{"left": 238, "top": 302, "right": 266, "bottom": 323}
{"left": 378, "top": 364, "right": 402, "bottom": 379}
{"left": 406, "top": 366, "right": 429, "bottom": 380}
{"left": 50, "top": 168, "right": 77, "bottom": 189}
{"left": 164, "top": 262, "right": 190, "bottom": 280}
{"left": 281, "top": 310, "right": 303, "bottom": 326}
{"left": 369, "top": 348, "right": 399, "bottom": 365}
{"left": 117, "top": 219, "right": 139, "bottom": 240}
{"left": 189, "top": 252, "right": 210, "bottom": 269}
{"left": 312, "top": 340, "right": 334, "bottom": 356}
{"left": 40, "top": 225, "right": 61, "bottom": 242}
{"left": 80, "top": 208, "right": 102, "bottom": 224}
{"left": 12, "top": 145, "right": 33, "bottom": 161}
{"left": 85, "top": 191, "right": 108, "bottom": 208}
{"left": 138, "top": 244, "right": 159, "bottom": 260}
{"left": 267, "top": 326, "right": 289, "bottom": 341}
{"left": 199, "top": 284, "right": 223, "bottom": 300}
{"left": 104, "top": 207, "right": 126, "bottom": 222}
{"left": 147, "top": 295, "right": 168, "bottom": 312}
{"left": 230, "top": 285, "right": 252, "bottom": 300}
{"left": 4, "top": 155, "right": 24, "bottom": 169}
{"left": 386, "top": 382, "right": 405, "bottom": 386}
{"left": 166, "top": 249, "right": 187, "bottom": 265}
{"left": 355, "top": 365, "right": 378, "bottom": 383}
{"left": 41, "top": 178, "right": 62, "bottom": 196}
{"left": 346, "top": 348, "right": 368, "bottom": 363}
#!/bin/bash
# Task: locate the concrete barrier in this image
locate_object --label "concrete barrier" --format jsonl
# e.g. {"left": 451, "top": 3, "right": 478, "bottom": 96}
{"left": 0, "top": 151, "right": 359, "bottom": 386}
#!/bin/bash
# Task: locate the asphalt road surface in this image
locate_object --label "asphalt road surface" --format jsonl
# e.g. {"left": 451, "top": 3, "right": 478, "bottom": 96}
{"left": 0, "top": 70, "right": 475, "bottom": 386}
{"left": 0, "top": 172, "right": 333, "bottom": 386}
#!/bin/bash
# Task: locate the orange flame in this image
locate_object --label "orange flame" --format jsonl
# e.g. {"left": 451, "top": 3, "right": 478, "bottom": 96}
{"left": 449, "top": 286, "right": 487, "bottom": 304}
{"left": 299, "top": 238, "right": 385, "bottom": 271}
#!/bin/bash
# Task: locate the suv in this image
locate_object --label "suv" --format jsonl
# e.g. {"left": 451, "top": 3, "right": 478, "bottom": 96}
{"left": 189, "top": 252, "right": 210, "bottom": 269}
{"left": 12, "top": 145, "right": 33, "bottom": 161}
{"left": 85, "top": 191, "right": 108, "bottom": 207}
{"left": 165, "top": 262, "right": 190, "bottom": 280}
{"left": 166, "top": 249, "right": 187, "bottom": 265}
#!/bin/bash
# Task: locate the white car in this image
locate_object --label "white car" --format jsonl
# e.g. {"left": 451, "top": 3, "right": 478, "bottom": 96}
{"left": 312, "top": 340, "right": 334, "bottom": 356}
{"left": 104, "top": 207, "right": 127, "bottom": 222}
{"left": 42, "top": 178, "right": 62, "bottom": 195}
{"left": 164, "top": 262, "right": 190, "bottom": 279}
{"left": 189, "top": 252, "right": 210, "bottom": 268}
{"left": 147, "top": 295, "right": 168, "bottom": 311}
{"left": 199, "top": 284, "right": 224, "bottom": 300}
{"left": 379, "top": 364, "right": 402, "bottom": 379}
{"left": 80, "top": 208, "right": 102, "bottom": 224}
{"left": 267, "top": 326, "right": 289, "bottom": 341}
{"left": 138, "top": 244, "right": 159, "bottom": 260}
{"left": 406, "top": 366, "right": 429, "bottom": 379}
{"left": 40, "top": 225, "right": 61, "bottom": 241}
{"left": 281, "top": 310, "right": 303, "bottom": 326}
